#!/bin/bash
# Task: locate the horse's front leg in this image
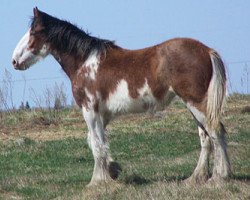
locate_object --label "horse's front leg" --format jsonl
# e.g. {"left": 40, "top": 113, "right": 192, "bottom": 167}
{"left": 82, "top": 107, "right": 120, "bottom": 186}
{"left": 82, "top": 107, "right": 110, "bottom": 185}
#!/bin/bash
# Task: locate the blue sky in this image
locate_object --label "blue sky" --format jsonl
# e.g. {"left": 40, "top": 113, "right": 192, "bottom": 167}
{"left": 0, "top": 0, "right": 249, "bottom": 107}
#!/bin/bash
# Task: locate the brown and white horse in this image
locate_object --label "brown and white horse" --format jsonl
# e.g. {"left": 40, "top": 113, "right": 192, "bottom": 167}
{"left": 12, "top": 7, "right": 231, "bottom": 186}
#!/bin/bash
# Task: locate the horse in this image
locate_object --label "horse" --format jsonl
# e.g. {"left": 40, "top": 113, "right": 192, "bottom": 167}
{"left": 12, "top": 7, "right": 231, "bottom": 186}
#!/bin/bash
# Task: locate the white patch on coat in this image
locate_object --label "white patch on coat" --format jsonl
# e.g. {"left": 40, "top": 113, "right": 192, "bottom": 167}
{"left": 106, "top": 79, "right": 130, "bottom": 113}
{"left": 106, "top": 79, "right": 160, "bottom": 114}
{"left": 82, "top": 52, "right": 100, "bottom": 80}
{"left": 39, "top": 44, "right": 49, "bottom": 57}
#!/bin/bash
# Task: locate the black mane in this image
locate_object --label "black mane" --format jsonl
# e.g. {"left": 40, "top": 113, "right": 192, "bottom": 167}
{"left": 31, "top": 11, "right": 117, "bottom": 59}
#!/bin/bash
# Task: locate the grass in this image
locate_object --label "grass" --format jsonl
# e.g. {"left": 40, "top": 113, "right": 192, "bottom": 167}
{"left": 0, "top": 95, "right": 249, "bottom": 199}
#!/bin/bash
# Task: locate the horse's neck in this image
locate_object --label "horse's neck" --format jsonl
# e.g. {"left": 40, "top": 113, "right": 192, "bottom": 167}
{"left": 51, "top": 50, "right": 80, "bottom": 81}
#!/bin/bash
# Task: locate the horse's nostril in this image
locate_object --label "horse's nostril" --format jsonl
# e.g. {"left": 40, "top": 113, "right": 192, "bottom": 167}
{"left": 12, "top": 59, "right": 17, "bottom": 66}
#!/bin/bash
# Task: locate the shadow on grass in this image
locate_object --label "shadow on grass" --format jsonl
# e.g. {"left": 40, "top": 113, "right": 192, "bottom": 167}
{"left": 122, "top": 174, "right": 190, "bottom": 186}
{"left": 163, "top": 175, "right": 190, "bottom": 182}
{"left": 123, "top": 174, "right": 151, "bottom": 185}
{"left": 231, "top": 174, "right": 250, "bottom": 182}
{"left": 121, "top": 173, "right": 250, "bottom": 186}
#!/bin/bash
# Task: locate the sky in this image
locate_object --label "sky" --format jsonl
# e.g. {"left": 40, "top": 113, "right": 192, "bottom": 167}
{"left": 0, "top": 0, "right": 249, "bottom": 108}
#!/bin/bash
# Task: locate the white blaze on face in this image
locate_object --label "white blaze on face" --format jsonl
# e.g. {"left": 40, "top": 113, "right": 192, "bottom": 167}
{"left": 12, "top": 29, "right": 49, "bottom": 70}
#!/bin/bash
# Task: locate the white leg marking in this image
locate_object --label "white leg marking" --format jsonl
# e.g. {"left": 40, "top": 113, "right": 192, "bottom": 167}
{"left": 82, "top": 106, "right": 111, "bottom": 184}
{"left": 188, "top": 127, "right": 211, "bottom": 183}
{"left": 186, "top": 102, "right": 230, "bottom": 181}
{"left": 185, "top": 103, "right": 211, "bottom": 183}
{"left": 210, "top": 125, "right": 231, "bottom": 180}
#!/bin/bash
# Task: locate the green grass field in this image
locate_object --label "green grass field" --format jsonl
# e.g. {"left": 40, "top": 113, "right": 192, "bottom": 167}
{"left": 0, "top": 95, "right": 249, "bottom": 199}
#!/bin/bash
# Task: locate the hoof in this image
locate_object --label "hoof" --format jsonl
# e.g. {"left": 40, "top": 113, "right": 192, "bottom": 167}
{"left": 86, "top": 181, "right": 96, "bottom": 188}
{"left": 86, "top": 179, "right": 108, "bottom": 188}
{"left": 86, "top": 161, "right": 122, "bottom": 187}
{"left": 109, "top": 161, "right": 122, "bottom": 180}
{"left": 207, "top": 176, "right": 229, "bottom": 186}
{"left": 86, "top": 177, "right": 118, "bottom": 188}
{"left": 184, "top": 174, "right": 209, "bottom": 185}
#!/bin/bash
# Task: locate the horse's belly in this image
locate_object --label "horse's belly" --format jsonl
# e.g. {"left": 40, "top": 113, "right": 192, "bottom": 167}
{"left": 105, "top": 79, "right": 162, "bottom": 114}
{"left": 107, "top": 95, "right": 158, "bottom": 114}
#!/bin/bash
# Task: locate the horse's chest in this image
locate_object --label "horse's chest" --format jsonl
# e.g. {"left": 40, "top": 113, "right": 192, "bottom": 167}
{"left": 72, "top": 58, "right": 99, "bottom": 107}
{"left": 72, "top": 81, "right": 86, "bottom": 107}
{"left": 71, "top": 75, "right": 93, "bottom": 107}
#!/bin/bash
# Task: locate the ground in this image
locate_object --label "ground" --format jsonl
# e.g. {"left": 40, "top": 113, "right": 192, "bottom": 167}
{"left": 0, "top": 94, "right": 249, "bottom": 199}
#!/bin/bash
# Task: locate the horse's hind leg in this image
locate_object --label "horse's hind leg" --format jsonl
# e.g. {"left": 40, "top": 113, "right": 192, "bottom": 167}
{"left": 186, "top": 102, "right": 231, "bottom": 183}
{"left": 185, "top": 126, "right": 211, "bottom": 184}
{"left": 185, "top": 103, "right": 211, "bottom": 184}
{"left": 209, "top": 123, "right": 231, "bottom": 182}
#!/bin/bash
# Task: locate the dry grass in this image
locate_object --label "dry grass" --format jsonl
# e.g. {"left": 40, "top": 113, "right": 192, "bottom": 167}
{"left": 60, "top": 180, "right": 249, "bottom": 200}
{"left": 0, "top": 94, "right": 249, "bottom": 199}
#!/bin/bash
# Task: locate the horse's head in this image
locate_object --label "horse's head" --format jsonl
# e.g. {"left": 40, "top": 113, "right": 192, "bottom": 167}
{"left": 12, "top": 7, "right": 49, "bottom": 70}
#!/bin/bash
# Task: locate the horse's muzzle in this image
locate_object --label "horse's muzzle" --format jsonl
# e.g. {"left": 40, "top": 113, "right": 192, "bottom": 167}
{"left": 12, "top": 59, "right": 25, "bottom": 70}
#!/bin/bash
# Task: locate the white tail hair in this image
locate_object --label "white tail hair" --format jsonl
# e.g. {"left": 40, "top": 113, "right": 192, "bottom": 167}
{"left": 207, "top": 50, "right": 227, "bottom": 130}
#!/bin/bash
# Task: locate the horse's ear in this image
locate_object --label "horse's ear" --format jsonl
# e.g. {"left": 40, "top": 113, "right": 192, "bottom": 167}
{"left": 32, "top": 7, "right": 44, "bottom": 31}
{"left": 33, "top": 7, "right": 40, "bottom": 18}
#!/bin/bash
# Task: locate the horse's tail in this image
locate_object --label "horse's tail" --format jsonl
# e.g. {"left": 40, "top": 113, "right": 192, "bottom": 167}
{"left": 206, "top": 50, "right": 227, "bottom": 130}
